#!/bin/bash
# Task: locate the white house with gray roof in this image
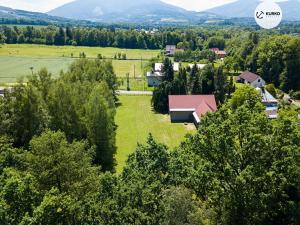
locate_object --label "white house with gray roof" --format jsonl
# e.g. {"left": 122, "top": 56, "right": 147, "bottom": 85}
{"left": 146, "top": 63, "right": 179, "bottom": 87}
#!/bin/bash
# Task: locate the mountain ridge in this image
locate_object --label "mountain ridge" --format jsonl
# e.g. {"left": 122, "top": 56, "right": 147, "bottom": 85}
{"left": 206, "top": 0, "right": 300, "bottom": 21}
{"left": 48, "top": 0, "right": 217, "bottom": 23}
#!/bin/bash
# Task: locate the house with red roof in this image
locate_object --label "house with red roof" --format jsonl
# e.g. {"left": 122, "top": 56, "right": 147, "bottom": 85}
{"left": 236, "top": 71, "right": 266, "bottom": 88}
{"left": 209, "top": 48, "right": 227, "bottom": 59}
{"left": 165, "top": 45, "right": 177, "bottom": 56}
{"left": 168, "top": 95, "right": 217, "bottom": 124}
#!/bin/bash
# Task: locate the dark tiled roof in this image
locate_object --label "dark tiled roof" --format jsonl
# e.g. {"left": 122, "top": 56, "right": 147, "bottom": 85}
{"left": 238, "top": 71, "right": 260, "bottom": 83}
{"left": 166, "top": 45, "right": 176, "bottom": 51}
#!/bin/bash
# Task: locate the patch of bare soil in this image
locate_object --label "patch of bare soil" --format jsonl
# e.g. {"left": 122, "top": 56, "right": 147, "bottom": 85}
{"left": 184, "top": 123, "right": 196, "bottom": 131}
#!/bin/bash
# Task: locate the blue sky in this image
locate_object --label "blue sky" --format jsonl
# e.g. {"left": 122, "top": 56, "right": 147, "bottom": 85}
{"left": 0, "top": 0, "right": 237, "bottom": 12}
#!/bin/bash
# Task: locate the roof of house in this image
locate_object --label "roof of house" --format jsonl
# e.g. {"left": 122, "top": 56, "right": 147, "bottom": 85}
{"left": 147, "top": 71, "right": 163, "bottom": 77}
{"left": 154, "top": 63, "right": 179, "bottom": 72}
{"left": 189, "top": 64, "right": 206, "bottom": 70}
{"left": 266, "top": 107, "right": 278, "bottom": 119}
{"left": 238, "top": 71, "right": 261, "bottom": 83}
{"left": 256, "top": 87, "right": 278, "bottom": 103}
{"left": 210, "top": 48, "right": 220, "bottom": 52}
{"left": 169, "top": 95, "right": 217, "bottom": 118}
{"left": 155, "top": 63, "right": 163, "bottom": 71}
{"left": 216, "top": 50, "right": 227, "bottom": 55}
{"left": 166, "top": 45, "right": 176, "bottom": 50}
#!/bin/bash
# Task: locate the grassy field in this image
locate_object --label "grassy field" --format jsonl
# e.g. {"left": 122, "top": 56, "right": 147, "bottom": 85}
{"left": 0, "top": 56, "right": 74, "bottom": 82}
{"left": 115, "top": 95, "right": 195, "bottom": 173}
{"left": 0, "top": 44, "right": 155, "bottom": 82}
{"left": 0, "top": 44, "right": 160, "bottom": 59}
{"left": 0, "top": 56, "right": 146, "bottom": 82}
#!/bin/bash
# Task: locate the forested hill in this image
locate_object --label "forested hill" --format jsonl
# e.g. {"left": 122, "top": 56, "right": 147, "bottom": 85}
{"left": 0, "top": 2, "right": 220, "bottom": 26}
{"left": 48, "top": 0, "right": 217, "bottom": 24}
{"left": 0, "top": 5, "right": 102, "bottom": 26}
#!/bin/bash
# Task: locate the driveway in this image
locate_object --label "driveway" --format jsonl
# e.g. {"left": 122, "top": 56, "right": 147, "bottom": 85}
{"left": 116, "top": 90, "right": 153, "bottom": 96}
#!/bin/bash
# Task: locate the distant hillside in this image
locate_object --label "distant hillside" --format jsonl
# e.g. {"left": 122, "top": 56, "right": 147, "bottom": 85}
{"left": 48, "top": 0, "right": 218, "bottom": 24}
{"left": 0, "top": 6, "right": 70, "bottom": 23}
{"left": 207, "top": 0, "right": 300, "bottom": 21}
{"left": 0, "top": 5, "right": 101, "bottom": 26}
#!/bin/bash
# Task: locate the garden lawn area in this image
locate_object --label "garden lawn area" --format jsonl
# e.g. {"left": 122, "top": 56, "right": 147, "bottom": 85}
{"left": 0, "top": 44, "right": 160, "bottom": 59}
{"left": 115, "top": 95, "right": 195, "bottom": 173}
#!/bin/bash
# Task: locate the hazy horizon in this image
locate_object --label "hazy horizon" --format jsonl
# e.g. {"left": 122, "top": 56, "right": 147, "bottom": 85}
{"left": 0, "top": 0, "right": 237, "bottom": 13}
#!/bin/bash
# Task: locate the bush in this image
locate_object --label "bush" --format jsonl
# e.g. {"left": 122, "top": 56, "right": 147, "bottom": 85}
{"left": 291, "top": 91, "right": 300, "bottom": 100}
{"left": 265, "top": 84, "right": 277, "bottom": 97}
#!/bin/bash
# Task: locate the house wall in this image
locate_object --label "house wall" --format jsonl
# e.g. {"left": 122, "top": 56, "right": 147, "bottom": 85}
{"left": 147, "top": 76, "right": 163, "bottom": 87}
{"left": 251, "top": 78, "right": 266, "bottom": 88}
{"left": 170, "top": 111, "right": 194, "bottom": 122}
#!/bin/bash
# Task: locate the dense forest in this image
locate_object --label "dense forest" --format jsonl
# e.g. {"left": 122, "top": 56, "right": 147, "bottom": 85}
{"left": 0, "top": 67, "right": 299, "bottom": 223}
{"left": 0, "top": 23, "right": 300, "bottom": 224}
{"left": 0, "top": 59, "right": 118, "bottom": 171}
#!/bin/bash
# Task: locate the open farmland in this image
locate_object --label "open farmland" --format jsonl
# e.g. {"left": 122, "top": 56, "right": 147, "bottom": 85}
{"left": 0, "top": 56, "right": 145, "bottom": 82}
{"left": 115, "top": 95, "right": 196, "bottom": 173}
{"left": 0, "top": 56, "right": 73, "bottom": 83}
{"left": 0, "top": 44, "right": 158, "bottom": 82}
{"left": 0, "top": 44, "right": 160, "bottom": 59}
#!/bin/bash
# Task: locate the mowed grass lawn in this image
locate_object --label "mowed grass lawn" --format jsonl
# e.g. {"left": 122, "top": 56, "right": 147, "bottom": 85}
{"left": 115, "top": 95, "right": 195, "bottom": 173}
{"left": 0, "top": 44, "right": 160, "bottom": 59}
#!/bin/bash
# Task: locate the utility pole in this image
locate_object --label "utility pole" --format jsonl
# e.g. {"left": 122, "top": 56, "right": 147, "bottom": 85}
{"left": 141, "top": 56, "right": 143, "bottom": 73}
{"left": 30, "top": 67, "right": 34, "bottom": 75}
{"left": 126, "top": 73, "right": 130, "bottom": 91}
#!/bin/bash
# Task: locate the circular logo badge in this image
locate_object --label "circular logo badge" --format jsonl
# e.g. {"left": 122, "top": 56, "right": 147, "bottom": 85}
{"left": 254, "top": 0, "right": 282, "bottom": 29}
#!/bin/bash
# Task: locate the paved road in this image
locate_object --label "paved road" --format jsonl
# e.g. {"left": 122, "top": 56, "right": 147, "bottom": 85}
{"left": 116, "top": 90, "right": 153, "bottom": 96}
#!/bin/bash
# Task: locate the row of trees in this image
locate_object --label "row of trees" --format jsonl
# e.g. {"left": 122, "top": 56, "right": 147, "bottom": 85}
{"left": 0, "top": 25, "right": 237, "bottom": 50}
{"left": 1, "top": 85, "right": 299, "bottom": 224}
{"left": 152, "top": 58, "right": 235, "bottom": 113}
{"left": 0, "top": 59, "right": 118, "bottom": 171}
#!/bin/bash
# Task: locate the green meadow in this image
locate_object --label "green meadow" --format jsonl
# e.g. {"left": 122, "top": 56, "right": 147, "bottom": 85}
{"left": 0, "top": 44, "right": 159, "bottom": 82}
{"left": 0, "top": 44, "right": 160, "bottom": 59}
{"left": 115, "top": 95, "right": 196, "bottom": 173}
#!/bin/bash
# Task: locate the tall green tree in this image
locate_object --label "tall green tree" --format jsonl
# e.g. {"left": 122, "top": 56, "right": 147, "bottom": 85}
{"left": 214, "top": 66, "right": 227, "bottom": 104}
{"left": 28, "top": 130, "right": 99, "bottom": 196}
{"left": 54, "top": 27, "right": 65, "bottom": 45}
{"left": 162, "top": 58, "right": 174, "bottom": 82}
{"left": 85, "top": 82, "right": 116, "bottom": 171}
{"left": 0, "top": 83, "right": 49, "bottom": 147}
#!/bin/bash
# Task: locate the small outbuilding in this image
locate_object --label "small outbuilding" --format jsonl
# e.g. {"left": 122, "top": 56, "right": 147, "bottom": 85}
{"left": 168, "top": 95, "right": 217, "bottom": 124}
